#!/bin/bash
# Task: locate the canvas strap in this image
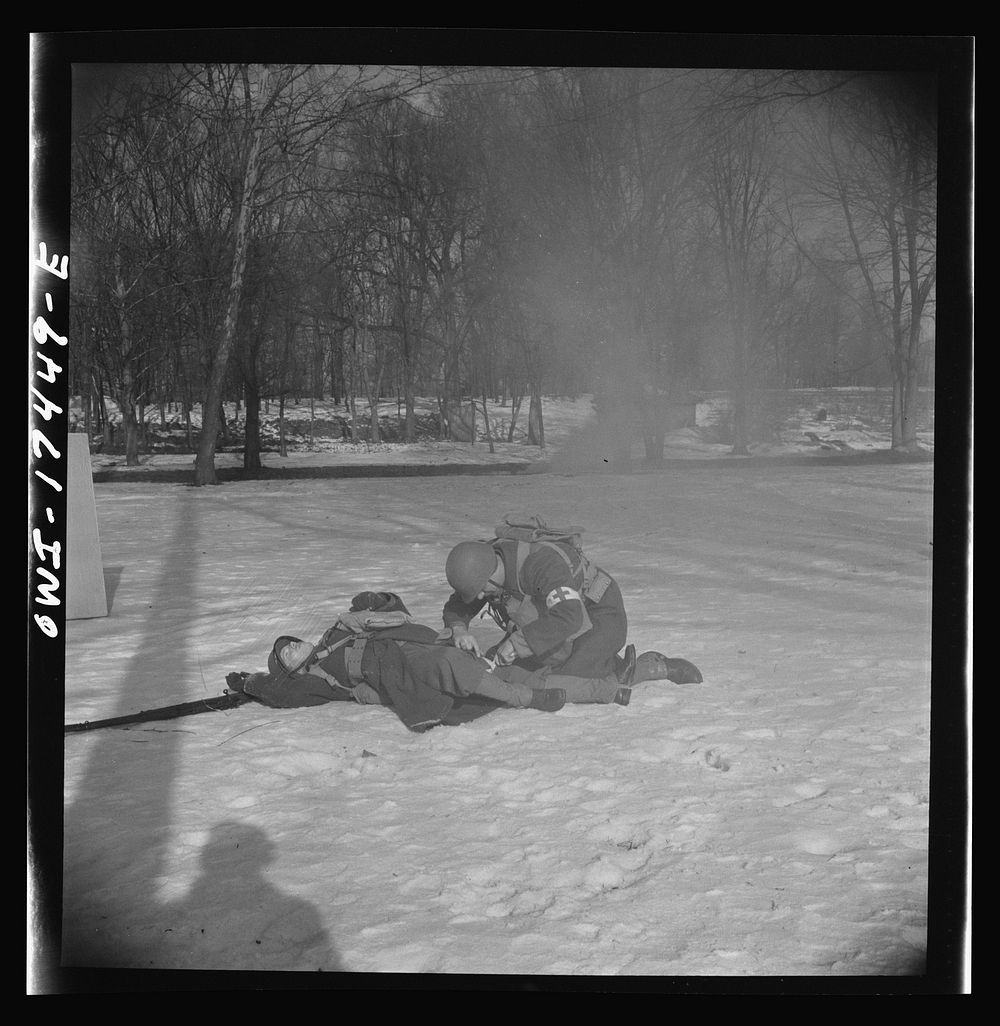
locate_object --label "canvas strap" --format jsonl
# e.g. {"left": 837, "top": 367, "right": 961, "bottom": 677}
{"left": 306, "top": 634, "right": 367, "bottom": 690}
{"left": 344, "top": 637, "right": 368, "bottom": 685}
{"left": 513, "top": 540, "right": 611, "bottom": 603}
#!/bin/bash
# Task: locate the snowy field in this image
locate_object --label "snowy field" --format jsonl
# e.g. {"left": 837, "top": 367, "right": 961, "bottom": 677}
{"left": 37, "top": 400, "right": 967, "bottom": 992}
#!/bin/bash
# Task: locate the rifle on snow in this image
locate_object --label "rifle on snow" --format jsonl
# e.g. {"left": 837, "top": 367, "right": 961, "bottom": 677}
{"left": 65, "top": 691, "right": 255, "bottom": 734}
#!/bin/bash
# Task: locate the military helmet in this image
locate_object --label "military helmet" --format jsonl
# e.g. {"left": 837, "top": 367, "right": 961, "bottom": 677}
{"left": 268, "top": 635, "right": 308, "bottom": 678}
{"left": 446, "top": 541, "right": 498, "bottom": 602}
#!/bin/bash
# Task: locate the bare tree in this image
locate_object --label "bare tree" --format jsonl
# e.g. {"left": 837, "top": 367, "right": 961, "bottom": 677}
{"left": 698, "top": 82, "right": 791, "bottom": 454}
{"left": 71, "top": 68, "right": 185, "bottom": 465}
{"left": 164, "top": 63, "right": 437, "bottom": 482}
{"left": 725, "top": 69, "right": 938, "bottom": 447}
{"left": 191, "top": 65, "right": 273, "bottom": 483}
{"left": 806, "top": 73, "right": 937, "bottom": 450}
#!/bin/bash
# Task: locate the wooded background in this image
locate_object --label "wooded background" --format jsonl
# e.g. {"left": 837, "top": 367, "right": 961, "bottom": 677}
{"left": 68, "top": 65, "right": 940, "bottom": 481}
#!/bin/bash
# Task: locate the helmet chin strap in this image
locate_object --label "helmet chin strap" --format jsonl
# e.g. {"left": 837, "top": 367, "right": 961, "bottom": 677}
{"left": 486, "top": 556, "right": 505, "bottom": 592}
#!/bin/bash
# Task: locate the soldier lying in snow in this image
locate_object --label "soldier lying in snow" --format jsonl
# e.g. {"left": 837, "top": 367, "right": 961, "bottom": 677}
{"left": 227, "top": 591, "right": 702, "bottom": 733}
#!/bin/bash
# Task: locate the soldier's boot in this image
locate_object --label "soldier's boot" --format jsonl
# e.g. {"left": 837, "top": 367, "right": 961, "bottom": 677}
{"left": 612, "top": 646, "right": 638, "bottom": 705}
{"left": 633, "top": 652, "right": 704, "bottom": 686}
{"left": 618, "top": 644, "right": 637, "bottom": 686}
{"left": 528, "top": 688, "right": 567, "bottom": 712}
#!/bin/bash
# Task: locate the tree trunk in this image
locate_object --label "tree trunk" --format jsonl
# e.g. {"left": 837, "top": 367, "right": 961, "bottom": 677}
{"left": 332, "top": 328, "right": 348, "bottom": 406}
{"left": 507, "top": 394, "right": 523, "bottom": 443}
{"left": 243, "top": 380, "right": 262, "bottom": 471}
{"left": 640, "top": 393, "right": 666, "bottom": 466}
{"left": 902, "top": 359, "right": 921, "bottom": 449}
{"left": 312, "top": 327, "right": 325, "bottom": 400}
{"left": 100, "top": 388, "right": 113, "bottom": 450}
{"left": 111, "top": 255, "right": 142, "bottom": 466}
{"left": 90, "top": 376, "right": 103, "bottom": 435}
{"left": 481, "top": 394, "right": 496, "bottom": 454}
{"left": 730, "top": 323, "right": 751, "bottom": 456}
{"left": 112, "top": 376, "right": 142, "bottom": 465}
{"left": 361, "top": 330, "right": 384, "bottom": 444}
{"left": 137, "top": 397, "right": 146, "bottom": 450}
{"left": 122, "top": 406, "right": 141, "bottom": 466}
{"left": 403, "top": 379, "right": 416, "bottom": 443}
{"left": 367, "top": 392, "right": 382, "bottom": 443}
{"left": 891, "top": 360, "right": 922, "bottom": 451}
{"left": 890, "top": 298, "right": 925, "bottom": 451}
{"left": 527, "top": 390, "right": 545, "bottom": 449}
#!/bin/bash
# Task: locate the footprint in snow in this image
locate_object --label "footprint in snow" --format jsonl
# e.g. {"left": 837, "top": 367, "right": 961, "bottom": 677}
{"left": 587, "top": 816, "right": 657, "bottom": 853}
{"left": 773, "top": 781, "right": 828, "bottom": 807}
{"left": 793, "top": 830, "right": 852, "bottom": 856}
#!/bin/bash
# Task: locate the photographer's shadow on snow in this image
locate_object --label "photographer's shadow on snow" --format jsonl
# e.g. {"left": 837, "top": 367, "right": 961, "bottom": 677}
{"left": 163, "top": 821, "right": 342, "bottom": 972}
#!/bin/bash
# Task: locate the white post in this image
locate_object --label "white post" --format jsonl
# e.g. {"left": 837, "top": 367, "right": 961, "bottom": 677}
{"left": 66, "top": 433, "right": 108, "bottom": 619}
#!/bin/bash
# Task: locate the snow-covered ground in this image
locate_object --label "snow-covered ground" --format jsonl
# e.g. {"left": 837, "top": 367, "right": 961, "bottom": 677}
{"left": 38, "top": 398, "right": 965, "bottom": 990}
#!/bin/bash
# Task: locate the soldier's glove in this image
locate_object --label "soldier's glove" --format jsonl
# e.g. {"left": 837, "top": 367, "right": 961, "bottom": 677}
{"left": 226, "top": 671, "right": 250, "bottom": 693}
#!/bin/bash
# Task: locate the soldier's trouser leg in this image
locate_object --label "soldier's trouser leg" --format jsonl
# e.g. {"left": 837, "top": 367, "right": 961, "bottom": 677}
{"left": 494, "top": 664, "right": 621, "bottom": 705}
{"left": 541, "top": 671, "right": 620, "bottom": 704}
{"left": 469, "top": 672, "right": 536, "bottom": 707}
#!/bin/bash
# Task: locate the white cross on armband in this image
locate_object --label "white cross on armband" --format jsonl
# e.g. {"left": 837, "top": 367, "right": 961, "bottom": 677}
{"left": 545, "top": 586, "right": 581, "bottom": 609}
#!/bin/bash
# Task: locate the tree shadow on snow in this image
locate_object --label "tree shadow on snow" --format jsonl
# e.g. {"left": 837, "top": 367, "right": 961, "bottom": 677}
{"left": 57, "top": 493, "right": 343, "bottom": 985}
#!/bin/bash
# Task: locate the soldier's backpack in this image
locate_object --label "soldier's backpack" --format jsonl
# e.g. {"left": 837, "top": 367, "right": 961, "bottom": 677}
{"left": 315, "top": 592, "right": 446, "bottom": 687}
{"left": 488, "top": 514, "right": 612, "bottom": 604}
{"left": 491, "top": 514, "right": 586, "bottom": 551}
